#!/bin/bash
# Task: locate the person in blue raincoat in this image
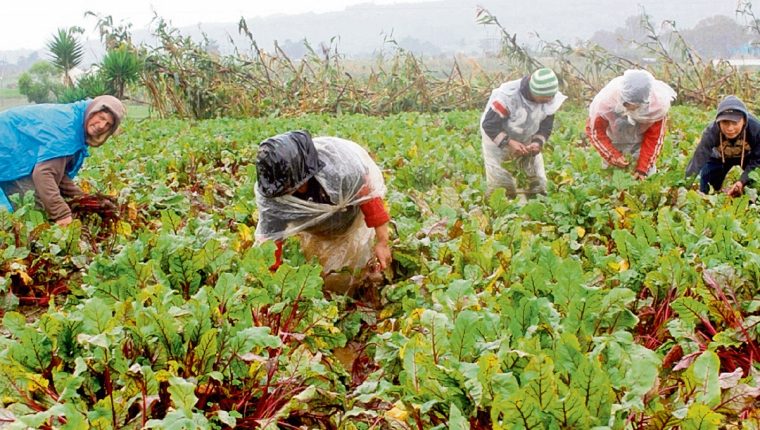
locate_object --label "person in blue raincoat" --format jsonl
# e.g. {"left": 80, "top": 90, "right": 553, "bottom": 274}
{"left": 0, "top": 95, "right": 125, "bottom": 225}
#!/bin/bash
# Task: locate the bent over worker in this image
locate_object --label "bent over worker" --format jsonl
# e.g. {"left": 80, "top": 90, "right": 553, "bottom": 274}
{"left": 480, "top": 67, "right": 567, "bottom": 198}
{"left": 686, "top": 95, "right": 760, "bottom": 197}
{"left": 254, "top": 131, "right": 391, "bottom": 292}
{"left": 0, "top": 96, "right": 125, "bottom": 225}
{"left": 586, "top": 69, "right": 676, "bottom": 179}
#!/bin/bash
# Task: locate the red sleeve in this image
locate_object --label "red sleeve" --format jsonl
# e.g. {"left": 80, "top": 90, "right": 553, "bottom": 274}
{"left": 491, "top": 100, "right": 509, "bottom": 117}
{"left": 635, "top": 118, "right": 666, "bottom": 175}
{"left": 360, "top": 197, "right": 390, "bottom": 228}
{"left": 269, "top": 240, "right": 283, "bottom": 272}
{"left": 586, "top": 116, "right": 621, "bottom": 164}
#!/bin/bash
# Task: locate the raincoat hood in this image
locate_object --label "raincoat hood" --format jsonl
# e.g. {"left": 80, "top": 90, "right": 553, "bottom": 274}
{"left": 84, "top": 95, "right": 126, "bottom": 146}
{"left": 715, "top": 96, "right": 748, "bottom": 124}
{"left": 620, "top": 70, "right": 653, "bottom": 104}
{"left": 685, "top": 95, "right": 760, "bottom": 180}
{"left": 256, "top": 130, "right": 326, "bottom": 198}
{"left": 589, "top": 69, "right": 676, "bottom": 126}
{"left": 0, "top": 100, "right": 93, "bottom": 211}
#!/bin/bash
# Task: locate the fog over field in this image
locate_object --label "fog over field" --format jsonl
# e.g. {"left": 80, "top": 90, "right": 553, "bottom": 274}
{"left": 0, "top": 0, "right": 751, "bottom": 63}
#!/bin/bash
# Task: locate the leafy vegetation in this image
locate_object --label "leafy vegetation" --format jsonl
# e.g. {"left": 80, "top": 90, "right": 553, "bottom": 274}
{"left": 3, "top": 5, "right": 760, "bottom": 429}
{"left": 477, "top": 6, "right": 760, "bottom": 106}
{"left": 100, "top": 47, "right": 141, "bottom": 100}
{"left": 17, "top": 61, "right": 61, "bottom": 104}
{"left": 1, "top": 105, "right": 759, "bottom": 428}
{"left": 15, "top": 4, "right": 760, "bottom": 113}
{"left": 56, "top": 73, "right": 110, "bottom": 104}
{"left": 46, "top": 27, "right": 84, "bottom": 88}
{"left": 21, "top": 21, "right": 143, "bottom": 105}
{"left": 49, "top": 4, "right": 752, "bottom": 119}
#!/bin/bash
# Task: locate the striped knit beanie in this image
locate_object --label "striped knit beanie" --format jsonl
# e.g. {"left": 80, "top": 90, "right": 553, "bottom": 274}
{"left": 529, "top": 68, "right": 559, "bottom": 97}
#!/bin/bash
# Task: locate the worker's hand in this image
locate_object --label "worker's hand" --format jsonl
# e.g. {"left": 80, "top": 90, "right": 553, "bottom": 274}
{"left": 99, "top": 198, "right": 119, "bottom": 218}
{"left": 609, "top": 154, "right": 630, "bottom": 168}
{"left": 633, "top": 171, "right": 647, "bottom": 180}
{"left": 56, "top": 216, "right": 73, "bottom": 227}
{"left": 726, "top": 181, "right": 744, "bottom": 197}
{"left": 373, "top": 241, "right": 392, "bottom": 271}
{"left": 525, "top": 142, "right": 541, "bottom": 155}
{"left": 507, "top": 139, "right": 530, "bottom": 156}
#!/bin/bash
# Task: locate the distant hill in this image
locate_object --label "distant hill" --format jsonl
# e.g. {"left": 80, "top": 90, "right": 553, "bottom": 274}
{"left": 0, "top": 0, "right": 749, "bottom": 66}
{"left": 171, "top": 0, "right": 745, "bottom": 56}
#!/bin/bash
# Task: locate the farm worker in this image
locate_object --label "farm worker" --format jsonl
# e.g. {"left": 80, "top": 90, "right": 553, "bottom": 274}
{"left": 685, "top": 95, "right": 760, "bottom": 197}
{"left": 586, "top": 69, "right": 676, "bottom": 179}
{"left": 254, "top": 130, "right": 391, "bottom": 291}
{"left": 0, "top": 96, "right": 125, "bottom": 225}
{"left": 480, "top": 67, "right": 567, "bottom": 198}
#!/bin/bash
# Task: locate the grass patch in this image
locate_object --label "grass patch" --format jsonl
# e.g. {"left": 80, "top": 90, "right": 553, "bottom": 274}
{"left": 0, "top": 87, "right": 21, "bottom": 97}
{"left": 124, "top": 102, "right": 151, "bottom": 120}
{"left": 0, "top": 86, "right": 24, "bottom": 110}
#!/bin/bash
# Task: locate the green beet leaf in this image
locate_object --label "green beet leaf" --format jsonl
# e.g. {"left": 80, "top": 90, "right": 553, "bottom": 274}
{"left": 681, "top": 404, "right": 724, "bottom": 430}
{"left": 448, "top": 403, "right": 470, "bottom": 430}
{"left": 689, "top": 350, "right": 721, "bottom": 408}
{"left": 450, "top": 310, "right": 480, "bottom": 361}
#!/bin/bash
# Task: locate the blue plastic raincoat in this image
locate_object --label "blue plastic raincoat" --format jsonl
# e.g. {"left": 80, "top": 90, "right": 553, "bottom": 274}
{"left": 0, "top": 101, "right": 90, "bottom": 211}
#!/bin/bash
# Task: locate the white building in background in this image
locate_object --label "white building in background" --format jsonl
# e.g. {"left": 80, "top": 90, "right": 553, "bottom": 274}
{"left": 714, "top": 58, "right": 760, "bottom": 67}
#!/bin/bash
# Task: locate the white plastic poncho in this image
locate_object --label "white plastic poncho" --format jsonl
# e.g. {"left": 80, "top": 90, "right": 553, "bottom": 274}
{"left": 479, "top": 78, "right": 566, "bottom": 194}
{"left": 588, "top": 70, "right": 676, "bottom": 146}
{"left": 481, "top": 78, "right": 567, "bottom": 143}
{"left": 255, "top": 135, "right": 386, "bottom": 272}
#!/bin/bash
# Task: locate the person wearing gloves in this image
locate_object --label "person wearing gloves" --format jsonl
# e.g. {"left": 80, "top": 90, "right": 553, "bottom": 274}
{"left": 0, "top": 95, "right": 125, "bottom": 225}
{"left": 480, "top": 67, "right": 566, "bottom": 198}
{"left": 685, "top": 95, "right": 760, "bottom": 197}
{"left": 586, "top": 69, "right": 676, "bottom": 179}
{"left": 254, "top": 130, "right": 391, "bottom": 291}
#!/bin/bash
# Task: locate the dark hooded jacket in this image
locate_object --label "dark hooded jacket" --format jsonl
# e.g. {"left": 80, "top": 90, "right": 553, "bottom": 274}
{"left": 686, "top": 96, "right": 760, "bottom": 185}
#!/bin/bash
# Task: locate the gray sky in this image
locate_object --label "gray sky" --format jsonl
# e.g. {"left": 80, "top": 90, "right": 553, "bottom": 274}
{"left": 1, "top": 0, "right": 436, "bottom": 51}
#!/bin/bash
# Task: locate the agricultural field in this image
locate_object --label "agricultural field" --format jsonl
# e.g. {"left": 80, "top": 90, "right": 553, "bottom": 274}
{"left": 1, "top": 105, "right": 759, "bottom": 429}
{"left": 0, "top": 86, "right": 26, "bottom": 111}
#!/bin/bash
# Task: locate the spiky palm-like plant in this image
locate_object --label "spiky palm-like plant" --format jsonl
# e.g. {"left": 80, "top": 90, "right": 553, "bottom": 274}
{"left": 47, "top": 27, "right": 84, "bottom": 87}
{"left": 101, "top": 46, "right": 142, "bottom": 99}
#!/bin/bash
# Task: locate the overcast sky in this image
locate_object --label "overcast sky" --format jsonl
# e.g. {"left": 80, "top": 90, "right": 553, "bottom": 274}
{"left": 1, "top": 0, "right": 435, "bottom": 51}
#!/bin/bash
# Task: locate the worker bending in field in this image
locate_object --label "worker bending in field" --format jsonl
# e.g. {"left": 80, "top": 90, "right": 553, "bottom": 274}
{"left": 480, "top": 67, "right": 567, "bottom": 198}
{"left": 586, "top": 69, "right": 676, "bottom": 179}
{"left": 0, "top": 96, "right": 125, "bottom": 225}
{"left": 686, "top": 95, "right": 760, "bottom": 197}
{"left": 254, "top": 130, "right": 391, "bottom": 294}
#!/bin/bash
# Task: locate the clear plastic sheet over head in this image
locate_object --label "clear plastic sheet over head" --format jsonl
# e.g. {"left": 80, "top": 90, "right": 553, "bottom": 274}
{"left": 254, "top": 134, "right": 386, "bottom": 243}
{"left": 589, "top": 69, "right": 676, "bottom": 126}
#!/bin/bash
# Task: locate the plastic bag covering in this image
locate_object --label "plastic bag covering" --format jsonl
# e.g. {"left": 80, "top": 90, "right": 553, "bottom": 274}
{"left": 299, "top": 210, "right": 376, "bottom": 273}
{"left": 479, "top": 78, "right": 566, "bottom": 195}
{"left": 255, "top": 136, "right": 386, "bottom": 244}
{"left": 256, "top": 131, "right": 325, "bottom": 198}
{"left": 588, "top": 70, "right": 676, "bottom": 144}
{"left": 481, "top": 78, "right": 566, "bottom": 143}
{"left": 0, "top": 100, "right": 90, "bottom": 211}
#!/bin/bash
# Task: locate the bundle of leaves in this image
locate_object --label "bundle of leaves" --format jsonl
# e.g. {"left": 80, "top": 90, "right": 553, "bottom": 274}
{"left": 69, "top": 194, "right": 120, "bottom": 223}
{"left": 3, "top": 108, "right": 760, "bottom": 428}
